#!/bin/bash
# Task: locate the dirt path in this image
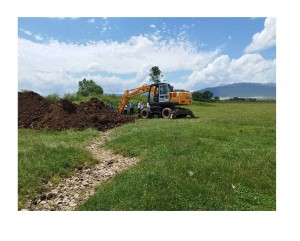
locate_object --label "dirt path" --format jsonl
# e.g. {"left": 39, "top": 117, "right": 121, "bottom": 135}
{"left": 26, "top": 130, "right": 139, "bottom": 211}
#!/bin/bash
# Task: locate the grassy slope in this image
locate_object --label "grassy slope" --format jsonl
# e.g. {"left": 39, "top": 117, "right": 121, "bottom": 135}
{"left": 78, "top": 102, "right": 276, "bottom": 210}
{"left": 18, "top": 128, "right": 99, "bottom": 209}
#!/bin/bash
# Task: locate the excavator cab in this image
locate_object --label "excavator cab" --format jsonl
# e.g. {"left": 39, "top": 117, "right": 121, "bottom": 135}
{"left": 149, "top": 83, "right": 172, "bottom": 103}
{"left": 159, "top": 83, "right": 172, "bottom": 102}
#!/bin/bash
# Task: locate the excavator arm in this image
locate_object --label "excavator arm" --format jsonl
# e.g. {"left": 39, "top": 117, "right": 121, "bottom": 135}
{"left": 118, "top": 85, "right": 151, "bottom": 113}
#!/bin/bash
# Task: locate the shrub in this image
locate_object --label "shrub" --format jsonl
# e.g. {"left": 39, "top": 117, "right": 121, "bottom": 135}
{"left": 45, "top": 93, "right": 60, "bottom": 102}
{"left": 63, "top": 92, "right": 79, "bottom": 102}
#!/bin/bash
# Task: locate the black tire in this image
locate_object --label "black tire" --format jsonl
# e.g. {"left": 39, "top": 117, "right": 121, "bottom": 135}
{"left": 162, "top": 108, "right": 172, "bottom": 118}
{"left": 176, "top": 114, "right": 187, "bottom": 118}
{"left": 140, "top": 109, "right": 150, "bottom": 118}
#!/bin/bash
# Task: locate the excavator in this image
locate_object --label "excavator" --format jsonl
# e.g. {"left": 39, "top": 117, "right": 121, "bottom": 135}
{"left": 118, "top": 82, "right": 195, "bottom": 118}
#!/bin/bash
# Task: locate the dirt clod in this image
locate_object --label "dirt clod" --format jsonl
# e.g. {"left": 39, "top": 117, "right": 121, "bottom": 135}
{"left": 18, "top": 91, "right": 134, "bottom": 131}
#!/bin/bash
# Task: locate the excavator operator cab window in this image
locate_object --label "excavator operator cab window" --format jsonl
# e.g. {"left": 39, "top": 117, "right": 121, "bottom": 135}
{"left": 159, "top": 84, "right": 170, "bottom": 102}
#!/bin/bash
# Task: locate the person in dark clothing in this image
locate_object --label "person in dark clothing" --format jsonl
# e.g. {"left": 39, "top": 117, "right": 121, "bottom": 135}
{"left": 123, "top": 104, "right": 128, "bottom": 115}
{"left": 137, "top": 102, "right": 141, "bottom": 115}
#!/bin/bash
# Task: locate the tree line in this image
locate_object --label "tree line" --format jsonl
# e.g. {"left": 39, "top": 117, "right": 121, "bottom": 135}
{"left": 192, "top": 90, "right": 219, "bottom": 102}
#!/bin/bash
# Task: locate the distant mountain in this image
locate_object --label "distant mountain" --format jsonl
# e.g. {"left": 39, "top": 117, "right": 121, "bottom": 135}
{"left": 198, "top": 82, "right": 276, "bottom": 99}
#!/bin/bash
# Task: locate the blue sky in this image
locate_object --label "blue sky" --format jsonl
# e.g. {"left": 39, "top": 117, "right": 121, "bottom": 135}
{"left": 18, "top": 17, "right": 276, "bottom": 95}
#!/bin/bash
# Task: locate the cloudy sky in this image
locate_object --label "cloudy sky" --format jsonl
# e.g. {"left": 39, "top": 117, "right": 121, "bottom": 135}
{"left": 18, "top": 17, "right": 276, "bottom": 95}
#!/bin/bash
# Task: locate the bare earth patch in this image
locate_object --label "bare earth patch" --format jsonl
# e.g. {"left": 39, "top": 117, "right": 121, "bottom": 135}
{"left": 26, "top": 130, "right": 139, "bottom": 211}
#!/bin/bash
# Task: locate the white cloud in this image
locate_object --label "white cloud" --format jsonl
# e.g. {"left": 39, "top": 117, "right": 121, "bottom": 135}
{"left": 34, "top": 35, "right": 43, "bottom": 41}
{"left": 20, "top": 28, "right": 32, "bottom": 36}
{"left": 87, "top": 18, "right": 95, "bottom": 24}
{"left": 178, "top": 53, "right": 276, "bottom": 91}
{"left": 18, "top": 34, "right": 275, "bottom": 95}
{"left": 18, "top": 36, "right": 218, "bottom": 95}
{"left": 150, "top": 24, "right": 156, "bottom": 28}
{"left": 100, "top": 19, "right": 110, "bottom": 34}
{"left": 82, "top": 72, "right": 150, "bottom": 94}
{"left": 245, "top": 17, "right": 276, "bottom": 53}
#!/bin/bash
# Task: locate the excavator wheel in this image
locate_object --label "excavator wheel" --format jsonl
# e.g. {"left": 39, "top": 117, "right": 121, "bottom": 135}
{"left": 162, "top": 108, "right": 172, "bottom": 118}
{"left": 140, "top": 108, "right": 151, "bottom": 118}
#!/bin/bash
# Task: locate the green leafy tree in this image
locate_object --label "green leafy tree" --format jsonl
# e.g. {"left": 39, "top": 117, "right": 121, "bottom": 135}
{"left": 202, "top": 90, "right": 213, "bottom": 100}
{"left": 77, "top": 78, "right": 103, "bottom": 96}
{"left": 192, "top": 91, "right": 202, "bottom": 101}
{"left": 192, "top": 90, "right": 215, "bottom": 102}
{"left": 149, "top": 66, "right": 164, "bottom": 83}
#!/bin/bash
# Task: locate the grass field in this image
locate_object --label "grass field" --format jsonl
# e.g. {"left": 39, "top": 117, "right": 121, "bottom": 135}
{"left": 18, "top": 128, "right": 99, "bottom": 209}
{"left": 77, "top": 101, "right": 276, "bottom": 210}
{"left": 18, "top": 101, "right": 276, "bottom": 210}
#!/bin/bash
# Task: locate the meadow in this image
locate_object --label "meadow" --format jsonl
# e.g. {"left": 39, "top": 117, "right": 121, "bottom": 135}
{"left": 18, "top": 100, "right": 276, "bottom": 210}
{"left": 18, "top": 128, "right": 99, "bottom": 209}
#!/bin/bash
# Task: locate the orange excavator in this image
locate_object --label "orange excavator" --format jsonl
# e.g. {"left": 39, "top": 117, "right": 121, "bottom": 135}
{"left": 118, "top": 82, "right": 195, "bottom": 118}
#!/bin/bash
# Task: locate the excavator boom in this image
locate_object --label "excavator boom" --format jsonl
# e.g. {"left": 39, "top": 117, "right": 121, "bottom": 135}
{"left": 118, "top": 85, "right": 150, "bottom": 112}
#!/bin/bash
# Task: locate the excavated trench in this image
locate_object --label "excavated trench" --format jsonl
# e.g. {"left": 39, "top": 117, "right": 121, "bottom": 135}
{"left": 26, "top": 131, "right": 139, "bottom": 211}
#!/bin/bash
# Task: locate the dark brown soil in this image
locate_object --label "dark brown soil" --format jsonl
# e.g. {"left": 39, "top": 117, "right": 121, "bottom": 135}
{"left": 18, "top": 91, "right": 134, "bottom": 131}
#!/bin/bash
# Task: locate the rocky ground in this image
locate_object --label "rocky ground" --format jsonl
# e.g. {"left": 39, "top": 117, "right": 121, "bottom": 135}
{"left": 25, "top": 131, "right": 139, "bottom": 211}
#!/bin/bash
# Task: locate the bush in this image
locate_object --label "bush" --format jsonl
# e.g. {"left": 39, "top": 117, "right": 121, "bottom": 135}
{"left": 45, "top": 93, "right": 60, "bottom": 102}
{"left": 63, "top": 92, "right": 79, "bottom": 102}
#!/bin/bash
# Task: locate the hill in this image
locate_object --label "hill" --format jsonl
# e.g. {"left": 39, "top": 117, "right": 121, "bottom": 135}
{"left": 199, "top": 82, "right": 276, "bottom": 99}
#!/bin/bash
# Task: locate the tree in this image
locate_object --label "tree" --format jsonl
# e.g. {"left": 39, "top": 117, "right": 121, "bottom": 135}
{"left": 192, "top": 90, "right": 215, "bottom": 102}
{"left": 77, "top": 78, "right": 103, "bottom": 96}
{"left": 202, "top": 90, "right": 213, "bottom": 100}
{"left": 192, "top": 91, "right": 202, "bottom": 101}
{"left": 149, "top": 66, "right": 163, "bottom": 83}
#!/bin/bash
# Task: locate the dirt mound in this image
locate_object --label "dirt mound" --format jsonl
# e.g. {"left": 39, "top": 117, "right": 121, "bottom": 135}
{"left": 18, "top": 91, "right": 134, "bottom": 131}
{"left": 18, "top": 91, "right": 51, "bottom": 128}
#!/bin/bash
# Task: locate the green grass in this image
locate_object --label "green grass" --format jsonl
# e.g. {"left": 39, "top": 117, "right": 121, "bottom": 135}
{"left": 78, "top": 101, "right": 276, "bottom": 210}
{"left": 18, "top": 101, "right": 276, "bottom": 211}
{"left": 71, "top": 93, "right": 147, "bottom": 108}
{"left": 18, "top": 128, "right": 99, "bottom": 209}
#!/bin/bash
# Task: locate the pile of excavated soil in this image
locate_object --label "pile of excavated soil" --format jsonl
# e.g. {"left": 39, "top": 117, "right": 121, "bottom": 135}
{"left": 18, "top": 91, "right": 134, "bottom": 131}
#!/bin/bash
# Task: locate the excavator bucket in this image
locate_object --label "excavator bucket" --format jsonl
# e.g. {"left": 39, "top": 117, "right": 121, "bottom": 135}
{"left": 171, "top": 108, "right": 195, "bottom": 118}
